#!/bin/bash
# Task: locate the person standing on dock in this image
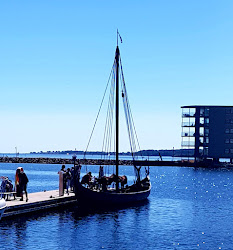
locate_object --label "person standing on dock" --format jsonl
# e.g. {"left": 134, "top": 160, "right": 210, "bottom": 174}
{"left": 19, "top": 168, "right": 29, "bottom": 202}
{"left": 15, "top": 167, "right": 21, "bottom": 197}
{"left": 15, "top": 167, "right": 22, "bottom": 197}
{"left": 58, "top": 165, "right": 66, "bottom": 196}
{"left": 65, "top": 168, "right": 71, "bottom": 195}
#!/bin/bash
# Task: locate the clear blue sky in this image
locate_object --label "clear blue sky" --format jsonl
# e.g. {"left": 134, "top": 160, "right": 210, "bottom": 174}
{"left": 1, "top": 0, "right": 233, "bottom": 153}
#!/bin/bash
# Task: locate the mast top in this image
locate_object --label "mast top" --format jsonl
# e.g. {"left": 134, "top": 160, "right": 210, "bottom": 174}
{"left": 117, "top": 29, "right": 123, "bottom": 46}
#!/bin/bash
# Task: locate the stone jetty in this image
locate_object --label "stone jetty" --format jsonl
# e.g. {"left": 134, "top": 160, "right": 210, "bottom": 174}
{"left": 0, "top": 156, "right": 183, "bottom": 166}
{"left": 0, "top": 156, "right": 226, "bottom": 167}
{"left": 0, "top": 156, "right": 134, "bottom": 166}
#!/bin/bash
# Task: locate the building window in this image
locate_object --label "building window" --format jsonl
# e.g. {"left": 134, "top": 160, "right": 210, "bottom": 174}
{"left": 226, "top": 119, "right": 230, "bottom": 124}
{"left": 205, "top": 128, "right": 209, "bottom": 136}
{"left": 205, "top": 108, "right": 209, "bottom": 117}
{"left": 226, "top": 129, "right": 230, "bottom": 133}
{"left": 230, "top": 139, "right": 233, "bottom": 144}
{"left": 200, "top": 108, "right": 204, "bottom": 117}
{"left": 205, "top": 137, "right": 209, "bottom": 144}
{"left": 225, "top": 149, "right": 230, "bottom": 153}
{"left": 225, "top": 139, "right": 230, "bottom": 144}
{"left": 226, "top": 109, "right": 231, "bottom": 114}
{"left": 230, "top": 149, "right": 233, "bottom": 154}
{"left": 200, "top": 117, "right": 204, "bottom": 125}
{"left": 204, "top": 147, "right": 208, "bottom": 156}
{"left": 231, "top": 129, "right": 233, "bottom": 134}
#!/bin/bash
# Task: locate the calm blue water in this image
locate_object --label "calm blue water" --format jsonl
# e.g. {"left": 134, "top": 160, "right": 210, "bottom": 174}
{"left": 0, "top": 162, "right": 233, "bottom": 249}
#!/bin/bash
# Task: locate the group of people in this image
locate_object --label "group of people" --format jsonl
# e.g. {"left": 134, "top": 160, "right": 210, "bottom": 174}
{"left": 15, "top": 167, "right": 29, "bottom": 201}
{"left": 58, "top": 165, "right": 74, "bottom": 195}
{"left": 58, "top": 164, "right": 82, "bottom": 196}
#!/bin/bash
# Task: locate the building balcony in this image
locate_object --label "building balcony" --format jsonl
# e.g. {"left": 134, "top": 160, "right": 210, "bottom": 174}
{"left": 182, "top": 132, "right": 194, "bottom": 137}
{"left": 182, "top": 122, "right": 195, "bottom": 127}
{"left": 182, "top": 112, "right": 195, "bottom": 118}
{"left": 181, "top": 132, "right": 204, "bottom": 137}
{"left": 182, "top": 122, "right": 206, "bottom": 127}
{"left": 181, "top": 141, "right": 195, "bottom": 147}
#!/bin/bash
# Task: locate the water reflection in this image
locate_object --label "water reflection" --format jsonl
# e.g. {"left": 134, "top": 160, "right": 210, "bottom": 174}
{"left": 0, "top": 217, "right": 28, "bottom": 249}
{"left": 0, "top": 200, "right": 151, "bottom": 248}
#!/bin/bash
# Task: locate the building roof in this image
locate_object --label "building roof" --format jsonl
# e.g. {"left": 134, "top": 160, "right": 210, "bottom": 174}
{"left": 181, "top": 105, "right": 233, "bottom": 108}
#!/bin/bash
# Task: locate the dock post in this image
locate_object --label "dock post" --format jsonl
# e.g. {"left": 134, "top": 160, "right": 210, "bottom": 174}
{"left": 58, "top": 171, "right": 64, "bottom": 196}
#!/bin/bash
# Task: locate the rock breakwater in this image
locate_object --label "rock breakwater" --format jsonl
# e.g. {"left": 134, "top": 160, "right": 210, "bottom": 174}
{"left": 0, "top": 157, "right": 134, "bottom": 166}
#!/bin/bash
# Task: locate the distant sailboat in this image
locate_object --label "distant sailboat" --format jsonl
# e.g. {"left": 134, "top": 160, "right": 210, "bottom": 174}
{"left": 75, "top": 34, "right": 151, "bottom": 206}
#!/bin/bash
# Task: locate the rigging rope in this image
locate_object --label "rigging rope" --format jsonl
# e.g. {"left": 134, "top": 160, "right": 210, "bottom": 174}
{"left": 119, "top": 57, "right": 142, "bottom": 159}
{"left": 102, "top": 66, "right": 115, "bottom": 159}
{"left": 84, "top": 63, "right": 115, "bottom": 158}
{"left": 119, "top": 56, "right": 144, "bottom": 181}
{"left": 83, "top": 50, "right": 148, "bottom": 181}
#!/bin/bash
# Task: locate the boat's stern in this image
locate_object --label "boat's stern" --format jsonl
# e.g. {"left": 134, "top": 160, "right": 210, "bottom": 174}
{"left": 0, "top": 198, "right": 7, "bottom": 220}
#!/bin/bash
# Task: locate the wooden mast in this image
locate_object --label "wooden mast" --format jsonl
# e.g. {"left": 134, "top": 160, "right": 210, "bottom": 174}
{"left": 115, "top": 45, "right": 120, "bottom": 191}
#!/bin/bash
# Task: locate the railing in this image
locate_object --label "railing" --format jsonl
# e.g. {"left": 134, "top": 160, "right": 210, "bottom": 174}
{"left": 181, "top": 141, "right": 195, "bottom": 147}
{"left": 182, "top": 122, "right": 195, "bottom": 127}
{"left": 181, "top": 132, "right": 204, "bottom": 137}
{"left": 182, "top": 112, "right": 195, "bottom": 118}
{"left": 181, "top": 132, "right": 194, "bottom": 137}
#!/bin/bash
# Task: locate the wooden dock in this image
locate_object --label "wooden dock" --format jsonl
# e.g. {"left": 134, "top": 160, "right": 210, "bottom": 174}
{"left": 2, "top": 190, "right": 77, "bottom": 219}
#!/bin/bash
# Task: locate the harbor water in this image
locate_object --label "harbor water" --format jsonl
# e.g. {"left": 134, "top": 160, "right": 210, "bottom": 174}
{"left": 0, "top": 160, "right": 233, "bottom": 249}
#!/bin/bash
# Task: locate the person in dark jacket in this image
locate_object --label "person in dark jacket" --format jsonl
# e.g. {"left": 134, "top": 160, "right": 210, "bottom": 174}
{"left": 65, "top": 168, "right": 72, "bottom": 195}
{"left": 19, "top": 167, "right": 29, "bottom": 202}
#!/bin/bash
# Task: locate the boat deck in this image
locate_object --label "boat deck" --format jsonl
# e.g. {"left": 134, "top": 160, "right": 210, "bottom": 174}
{"left": 2, "top": 190, "right": 77, "bottom": 219}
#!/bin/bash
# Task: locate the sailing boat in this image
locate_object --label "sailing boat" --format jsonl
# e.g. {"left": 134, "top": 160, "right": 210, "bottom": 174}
{"left": 75, "top": 36, "right": 151, "bottom": 206}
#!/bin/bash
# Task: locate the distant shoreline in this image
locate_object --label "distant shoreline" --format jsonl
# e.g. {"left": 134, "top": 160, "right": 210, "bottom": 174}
{"left": 29, "top": 149, "right": 194, "bottom": 157}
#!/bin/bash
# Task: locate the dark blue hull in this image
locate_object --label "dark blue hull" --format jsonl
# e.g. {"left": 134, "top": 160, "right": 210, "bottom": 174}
{"left": 75, "top": 182, "right": 151, "bottom": 207}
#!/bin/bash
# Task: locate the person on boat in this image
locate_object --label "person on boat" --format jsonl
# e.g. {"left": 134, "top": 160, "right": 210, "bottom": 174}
{"left": 65, "top": 168, "right": 72, "bottom": 195}
{"left": 19, "top": 167, "right": 29, "bottom": 202}
{"left": 97, "top": 175, "right": 108, "bottom": 191}
{"left": 70, "top": 167, "right": 75, "bottom": 191}
{"left": 74, "top": 163, "right": 82, "bottom": 182}
{"left": 72, "top": 163, "right": 82, "bottom": 194}
{"left": 81, "top": 172, "right": 92, "bottom": 186}
{"left": 119, "top": 175, "right": 127, "bottom": 189}
{"left": 89, "top": 176, "right": 97, "bottom": 190}
{"left": 99, "top": 166, "right": 104, "bottom": 178}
